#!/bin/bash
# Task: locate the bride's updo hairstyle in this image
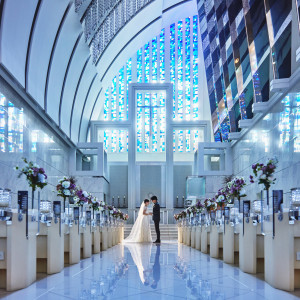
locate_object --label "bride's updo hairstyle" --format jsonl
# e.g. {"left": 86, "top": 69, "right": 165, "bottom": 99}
{"left": 144, "top": 199, "right": 150, "bottom": 204}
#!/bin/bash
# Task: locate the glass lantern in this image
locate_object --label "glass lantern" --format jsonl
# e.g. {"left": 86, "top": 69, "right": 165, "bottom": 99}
{"left": 0, "top": 189, "right": 12, "bottom": 221}
{"left": 40, "top": 200, "right": 52, "bottom": 223}
{"left": 253, "top": 200, "right": 262, "bottom": 214}
{"left": 291, "top": 188, "right": 300, "bottom": 207}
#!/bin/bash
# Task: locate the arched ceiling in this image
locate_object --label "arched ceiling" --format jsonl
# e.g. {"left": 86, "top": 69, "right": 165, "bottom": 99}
{"left": 0, "top": 0, "right": 196, "bottom": 144}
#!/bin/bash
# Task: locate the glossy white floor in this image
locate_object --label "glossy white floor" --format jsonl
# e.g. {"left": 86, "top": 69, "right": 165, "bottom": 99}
{"left": 1, "top": 241, "right": 300, "bottom": 300}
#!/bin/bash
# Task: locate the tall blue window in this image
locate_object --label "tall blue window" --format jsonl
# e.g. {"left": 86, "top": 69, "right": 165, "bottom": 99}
{"left": 0, "top": 93, "right": 24, "bottom": 153}
{"left": 102, "top": 16, "right": 200, "bottom": 153}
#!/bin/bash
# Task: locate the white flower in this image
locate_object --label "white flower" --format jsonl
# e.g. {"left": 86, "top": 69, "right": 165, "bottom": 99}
{"left": 218, "top": 195, "right": 225, "bottom": 201}
{"left": 92, "top": 197, "right": 97, "bottom": 204}
{"left": 99, "top": 207, "right": 104, "bottom": 211}
{"left": 110, "top": 210, "right": 113, "bottom": 214}
{"left": 33, "top": 163, "right": 39, "bottom": 168}
{"left": 63, "top": 189, "right": 71, "bottom": 196}
{"left": 74, "top": 196, "right": 79, "bottom": 202}
{"left": 82, "top": 191, "right": 88, "bottom": 198}
{"left": 207, "top": 201, "right": 211, "bottom": 206}
{"left": 260, "top": 174, "right": 266, "bottom": 180}
{"left": 28, "top": 169, "right": 33, "bottom": 174}
{"left": 62, "top": 181, "right": 70, "bottom": 189}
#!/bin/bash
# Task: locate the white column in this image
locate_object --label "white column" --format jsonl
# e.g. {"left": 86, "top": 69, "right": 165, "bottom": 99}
{"left": 166, "top": 84, "right": 174, "bottom": 221}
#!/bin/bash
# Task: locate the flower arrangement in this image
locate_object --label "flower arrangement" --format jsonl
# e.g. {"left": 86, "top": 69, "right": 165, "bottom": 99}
{"left": 15, "top": 158, "right": 47, "bottom": 191}
{"left": 73, "top": 189, "right": 90, "bottom": 207}
{"left": 120, "top": 212, "right": 129, "bottom": 221}
{"left": 204, "top": 198, "right": 217, "bottom": 212}
{"left": 56, "top": 176, "right": 76, "bottom": 198}
{"left": 174, "top": 210, "right": 187, "bottom": 222}
{"left": 89, "top": 196, "right": 100, "bottom": 211}
{"left": 98, "top": 200, "right": 106, "bottom": 212}
{"left": 195, "top": 200, "right": 204, "bottom": 212}
{"left": 250, "top": 157, "right": 278, "bottom": 190}
{"left": 227, "top": 177, "right": 246, "bottom": 200}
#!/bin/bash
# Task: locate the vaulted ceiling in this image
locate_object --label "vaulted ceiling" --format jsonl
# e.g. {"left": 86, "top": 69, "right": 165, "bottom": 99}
{"left": 0, "top": 0, "right": 195, "bottom": 144}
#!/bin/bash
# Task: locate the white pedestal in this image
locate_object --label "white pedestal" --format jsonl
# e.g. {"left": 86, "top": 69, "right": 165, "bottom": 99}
{"left": 182, "top": 226, "right": 186, "bottom": 244}
{"left": 191, "top": 227, "right": 196, "bottom": 248}
{"left": 108, "top": 227, "right": 113, "bottom": 248}
{"left": 80, "top": 226, "right": 92, "bottom": 259}
{"left": 92, "top": 227, "right": 101, "bottom": 254}
{"left": 186, "top": 227, "right": 191, "bottom": 246}
{"left": 239, "top": 221, "right": 264, "bottom": 274}
{"left": 223, "top": 223, "right": 236, "bottom": 264}
{"left": 0, "top": 213, "right": 37, "bottom": 291}
{"left": 210, "top": 225, "right": 223, "bottom": 259}
{"left": 264, "top": 213, "right": 296, "bottom": 291}
{"left": 201, "top": 226, "right": 209, "bottom": 254}
{"left": 195, "top": 226, "right": 201, "bottom": 250}
{"left": 178, "top": 226, "right": 182, "bottom": 243}
{"left": 37, "top": 221, "right": 64, "bottom": 275}
{"left": 64, "top": 224, "right": 80, "bottom": 265}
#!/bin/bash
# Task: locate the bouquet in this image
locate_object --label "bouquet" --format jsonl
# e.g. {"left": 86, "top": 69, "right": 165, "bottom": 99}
{"left": 174, "top": 210, "right": 187, "bottom": 221}
{"left": 56, "top": 176, "right": 76, "bottom": 198}
{"left": 227, "top": 177, "right": 246, "bottom": 200}
{"left": 120, "top": 212, "right": 129, "bottom": 221}
{"left": 15, "top": 157, "right": 47, "bottom": 191}
{"left": 98, "top": 200, "right": 106, "bottom": 212}
{"left": 195, "top": 200, "right": 204, "bottom": 213}
{"left": 204, "top": 198, "right": 217, "bottom": 212}
{"left": 89, "top": 196, "right": 100, "bottom": 211}
{"left": 186, "top": 206, "right": 197, "bottom": 216}
{"left": 74, "top": 188, "right": 89, "bottom": 206}
{"left": 250, "top": 157, "right": 278, "bottom": 190}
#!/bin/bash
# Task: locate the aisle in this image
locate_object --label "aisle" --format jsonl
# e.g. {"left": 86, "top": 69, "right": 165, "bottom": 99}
{"left": 2, "top": 242, "right": 300, "bottom": 299}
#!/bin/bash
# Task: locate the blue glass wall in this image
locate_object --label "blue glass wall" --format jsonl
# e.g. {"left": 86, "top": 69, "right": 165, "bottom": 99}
{"left": 197, "top": 0, "right": 292, "bottom": 141}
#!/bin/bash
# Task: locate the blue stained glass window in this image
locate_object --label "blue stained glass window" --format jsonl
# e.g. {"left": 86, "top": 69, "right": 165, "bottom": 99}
{"left": 192, "top": 15, "right": 199, "bottom": 119}
{"left": 126, "top": 58, "right": 132, "bottom": 119}
{"left": 159, "top": 29, "right": 165, "bottom": 82}
{"left": 178, "top": 130, "right": 184, "bottom": 152}
{"left": 137, "top": 48, "right": 143, "bottom": 83}
{"left": 185, "top": 17, "right": 191, "bottom": 120}
{"left": 111, "top": 77, "right": 117, "bottom": 120}
{"left": 186, "top": 130, "right": 191, "bottom": 152}
{"left": 104, "top": 88, "right": 109, "bottom": 120}
{"left": 178, "top": 21, "right": 183, "bottom": 120}
{"left": 0, "top": 93, "right": 24, "bottom": 153}
{"left": 170, "top": 23, "right": 176, "bottom": 119}
{"left": 152, "top": 37, "right": 158, "bottom": 82}
{"left": 119, "top": 67, "right": 125, "bottom": 120}
{"left": 144, "top": 43, "right": 150, "bottom": 83}
{"left": 294, "top": 94, "right": 300, "bottom": 152}
{"left": 111, "top": 130, "right": 117, "bottom": 152}
{"left": 103, "top": 15, "right": 201, "bottom": 153}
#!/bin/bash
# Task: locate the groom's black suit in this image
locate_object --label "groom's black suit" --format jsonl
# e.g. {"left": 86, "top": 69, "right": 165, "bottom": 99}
{"left": 152, "top": 202, "right": 160, "bottom": 242}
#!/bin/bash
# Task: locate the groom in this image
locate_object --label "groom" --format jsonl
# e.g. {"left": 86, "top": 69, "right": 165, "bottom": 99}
{"left": 151, "top": 195, "right": 160, "bottom": 243}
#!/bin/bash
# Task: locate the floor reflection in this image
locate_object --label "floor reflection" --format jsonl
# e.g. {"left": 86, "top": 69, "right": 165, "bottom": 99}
{"left": 2, "top": 242, "right": 300, "bottom": 299}
{"left": 125, "top": 243, "right": 161, "bottom": 289}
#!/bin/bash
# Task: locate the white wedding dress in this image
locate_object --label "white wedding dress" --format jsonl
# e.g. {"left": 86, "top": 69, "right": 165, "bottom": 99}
{"left": 124, "top": 202, "right": 152, "bottom": 243}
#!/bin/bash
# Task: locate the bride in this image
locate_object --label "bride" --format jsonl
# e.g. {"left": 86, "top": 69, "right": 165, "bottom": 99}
{"left": 124, "top": 199, "right": 152, "bottom": 243}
